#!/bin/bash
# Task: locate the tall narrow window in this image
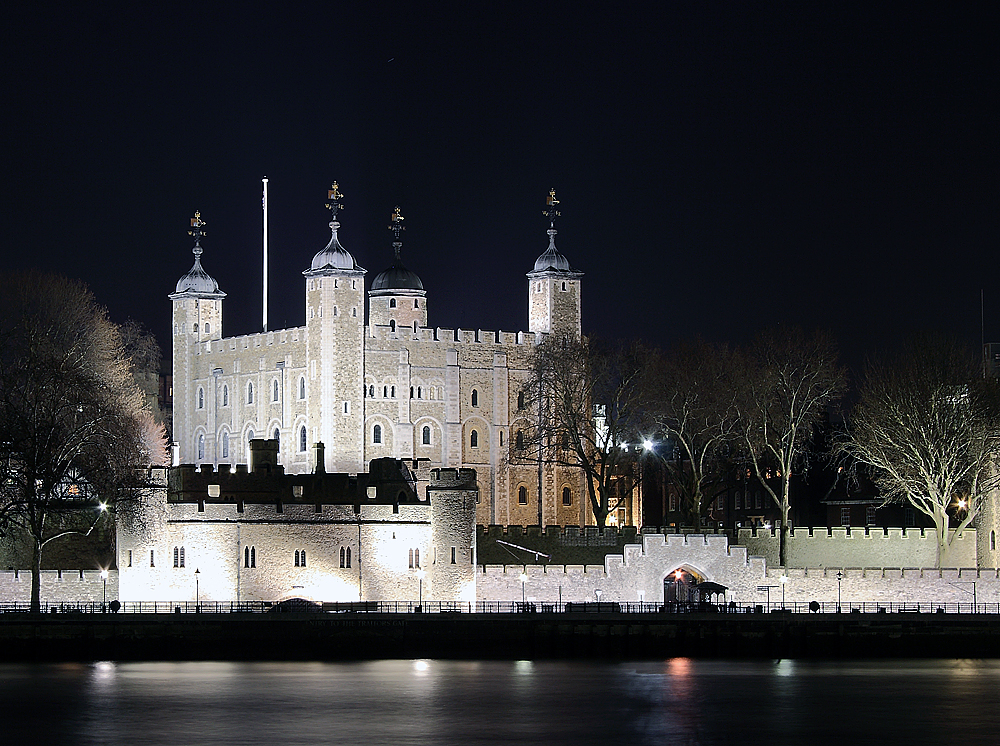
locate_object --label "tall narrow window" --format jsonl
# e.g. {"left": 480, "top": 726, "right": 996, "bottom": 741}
{"left": 173, "top": 547, "right": 179, "bottom": 568}
{"left": 273, "top": 428, "right": 280, "bottom": 446}
{"left": 517, "top": 392, "right": 525, "bottom": 409}
{"left": 340, "top": 547, "right": 346, "bottom": 568}
{"left": 197, "top": 434, "right": 205, "bottom": 460}
{"left": 451, "top": 547, "right": 456, "bottom": 564}
{"left": 299, "top": 377, "right": 306, "bottom": 399}
{"left": 422, "top": 426, "right": 431, "bottom": 445}
{"left": 414, "top": 299, "right": 419, "bottom": 308}
{"left": 389, "top": 298, "right": 396, "bottom": 308}
{"left": 222, "top": 432, "right": 229, "bottom": 459}
{"left": 735, "top": 491, "right": 741, "bottom": 510}
{"left": 417, "top": 386, "right": 422, "bottom": 398}
{"left": 413, "top": 321, "right": 418, "bottom": 333}
{"left": 992, "top": 531, "right": 996, "bottom": 552}
{"left": 299, "top": 426, "right": 307, "bottom": 452}
{"left": 471, "top": 389, "right": 478, "bottom": 407}
{"left": 150, "top": 550, "right": 155, "bottom": 567}
{"left": 470, "top": 430, "right": 478, "bottom": 448}
{"left": 247, "top": 383, "right": 254, "bottom": 404}
{"left": 383, "top": 386, "right": 388, "bottom": 398}
{"left": 562, "top": 487, "right": 572, "bottom": 506}
{"left": 223, "top": 385, "right": 229, "bottom": 406}
{"left": 390, "top": 320, "right": 396, "bottom": 332}
{"left": 391, "top": 386, "right": 396, "bottom": 398}
{"left": 518, "top": 486, "right": 528, "bottom": 504}
{"left": 198, "top": 388, "right": 204, "bottom": 409}
{"left": 346, "top": 547, "right": 351, "bottom": 567}
{"left": 499, "top": 430, "right": 504, "bottom": 446}
{"left": 250, "top": 546, "right": 256, "bottom": 568}
{"left": 369, "top": 384, "right": 375, "bottom": 397}
{"left": 841, "top": 507, "right": 851, "bottom": 527}
{"left": 410, "top": 386, "right": 414, "bottom": 399}
{"left": 516, "top": 431, "right": 524, "bottom": 450}
{"left": 244, "top": 546, "right": 250, "bottom": 568}
{"left": 373, "top": 424, "right": 382, "bottom": 444}
{"left": 179, "top": 547, "right": 185, "bottom": 568}
{"left": 273, "top": 380, "right": 279, "bottom": 401}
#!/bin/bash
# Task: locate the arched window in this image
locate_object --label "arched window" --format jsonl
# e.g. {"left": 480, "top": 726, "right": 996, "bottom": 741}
{"left": 422, "top": 426, "right": 431, "bottom": 445}
{"left": 346, "top": 547, "right": 351, "bottom": 567}
{"left": 410, "top": 386, "right": 414, "bottom": 399}
{"left": 390, "top": 320, "right": 396, "bottom": 332}
{"left": 205, "top": 322, "right": 211, "bottom": 333}
{"left": 299, "top": 377, "right": 306, "bottom": 399}
{"left": 368, "top": 384, "right": 375, "bottom": 397}
{"left": 294, "top": 550, "right": 306, "bottom": 567}
{"left": 414, "top": 299, "right": 419, "bottom": 308}
{"left": 197, "top": 388, "right": 204, "bottom": 409}
{"left": 516, "top": 431, "right": 525, "bottom": 449}
{"left": 518, "top": 486, "right": 528, "bottom": 504}
{"left": 197, "top": 434, "right": 205, "bottom": 460}
{"left": 470, "top": 430, "right": 478, "bottom": 448}
{"left": 499, "top": 430, "right": 504, "bottom": 446}
{"left": 413, "top": 321, "right": 418, "bottom": 332}
{"left": 409, "top": 548, "right": 420, "bottom": 568}
{"left": 221, "top": 432, "right": 229, "bottom": 459}
{"left": 391, "top": 386, "right": 396, "bottom": 398}
{"left": 562, "top": 487, "right": 572, "bottom": 506}
{"left": 299, "top": 426, "right": 307, "bottom": 452}
{"left": 273, "top": 380, "right": 279, "bottom": 402}
{"left": 247, "top": 383, "right": 254, "bottom": 404}
{"left": 193, "top": 323, "right": 199, "bottom": 333}
{"left": 250, "top": 546, "right": 255, "bottom": 567}
{"left": 373, "top": 424, "right": 382, "bottom": 444}
{"left": 340, "top": 547, "right": 346, "bottom": 567}
{"left": 273, "top": 428, "right": 280, "bottom": 447}
{"left": 383, "top": 386, "right": 388, "bottom": 398}
{"left": 223, "top": 385, "right": 229, "bottom": 406}
{"left": 244, "top": 546, "right": 250, "bottom": 568}
{"left": 471, "top": 389, "right": 478, "bottom": 407}
{"left": 417, "top": 386, "right": 422, "bottom": 399}
{"left": 517, "top": 392, "right": 525, "bottom": 410}
{"left": 389, "top": 298, "right": 396, "bottom": 308}
{"left": 247, "top": 429, "right": 255, "bottom": 442}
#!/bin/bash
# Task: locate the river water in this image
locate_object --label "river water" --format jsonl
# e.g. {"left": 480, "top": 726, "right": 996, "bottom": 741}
{"left": 1, "top": 659, "right": 997, "bottom": 745}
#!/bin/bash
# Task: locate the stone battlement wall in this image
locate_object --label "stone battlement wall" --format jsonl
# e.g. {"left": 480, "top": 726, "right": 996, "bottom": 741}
{"left": 0, "top": 570, "right": 118, "bottom": 605}
{"left": 366, "top": 325, "right": 539, "bottom": 348}
{"left": 737, "top": 527, "right": 977, "bottom": 569}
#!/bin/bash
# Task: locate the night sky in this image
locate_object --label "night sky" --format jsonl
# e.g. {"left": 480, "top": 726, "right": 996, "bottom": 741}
{"left": 3, "top": 4, "right": 996, "bottom": 376}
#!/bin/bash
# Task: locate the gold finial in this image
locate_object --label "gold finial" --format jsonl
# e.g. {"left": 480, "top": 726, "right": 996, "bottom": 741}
{"left": 327, "top": 182, "right": 343, "bottom": 202}
{"left": 389, "top": 205, "right": 405, "bottom": 244}
{"left": 543, "top": 189, "right": 561, "bottom": 226}
{"left": 188, "top": 211, "right": 206, "bottom": 255}
{"left": 547, "top": 188, "right": 559, "bottom": 207}
{"left": 325, "top": 182, "right": 345, "bottom": 222}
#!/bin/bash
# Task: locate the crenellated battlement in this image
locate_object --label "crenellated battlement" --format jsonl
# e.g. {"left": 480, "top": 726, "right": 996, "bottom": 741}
{"left": 366, "top": 325, "right": 539, "bottom": 348}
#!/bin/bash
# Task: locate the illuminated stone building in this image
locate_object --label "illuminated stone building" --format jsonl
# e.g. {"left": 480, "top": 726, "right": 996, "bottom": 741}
{"left": 169, "top": 187, "right": 589, "bottom": 528}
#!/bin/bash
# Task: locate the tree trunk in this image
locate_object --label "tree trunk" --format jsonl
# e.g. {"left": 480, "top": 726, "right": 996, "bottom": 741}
{"left": 31, "top": 538, "right": 42, "bottom": 613}
{"left": 779, "top": 473, "right": 792, "bottom": 567}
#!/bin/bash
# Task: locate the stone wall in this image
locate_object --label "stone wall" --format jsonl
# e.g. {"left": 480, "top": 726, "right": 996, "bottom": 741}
{"left": 0, "top": 570, "right": 118, "bottom": 605}
{"left": 737, "top": 526, "right": 978, "bottom": 569}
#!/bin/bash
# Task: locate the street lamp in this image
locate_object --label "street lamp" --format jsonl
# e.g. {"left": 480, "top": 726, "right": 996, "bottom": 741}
{"left": 836, "top": 570, "right": 843, "bottom": 612}
{"left": 519, "top": 571, "right": 527, "bottom": 605}
{"left": 195, "top": 568, "right": 200, "bottom": 610}
{"left": 417, "top": 569, "right": 425, "bottom": 610}
{"left": 780, "top": 575, "right": 788, "bottom": 609}
{"left": 100, "top": 569, "right": 108, "bottom": 608}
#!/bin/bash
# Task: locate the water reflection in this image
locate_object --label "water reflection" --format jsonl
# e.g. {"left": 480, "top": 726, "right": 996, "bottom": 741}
{"left": 1, "top": 659, "right": 999, "bottom": 745}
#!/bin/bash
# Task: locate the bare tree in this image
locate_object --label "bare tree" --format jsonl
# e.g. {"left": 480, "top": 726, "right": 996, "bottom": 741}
{"left": 842, "top": 337, "right": 1000, "bottom": 567}
{"left": 648, "top": 340, "right": 741, "bottom": 530}
{"left": 515, "top": 335, "right": 652, "bottom": 527}
{"left": 0, "top": 272, "right": 165, "bottom": 611}
{"left": 735, "top": 328, "right": 846, "bottom": 566}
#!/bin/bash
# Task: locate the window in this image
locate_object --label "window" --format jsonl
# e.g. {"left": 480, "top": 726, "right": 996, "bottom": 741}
{"left": 273, "top": 428, "right": 280, "bottom": 446}
{"left": 391, "top": 386, "right": 396, "bottom": 398}
{"left": 223, "top": 385, "right": 229, "bottom": 406}
{"left": 841, "top": 507, "right": 851, "bottom": 527}
{"left": 562, "top": 281, "right": 567, "bottom": 291}
{"left": 247, "top": 429, "right": 255, "bottom": 443}
{"left": 373, "top": 424, "right": 382, "bottom": 444}
{"left": 368, "top": 384, "right": 375, "bottom": 397}
{"left": 198, "top": 388, "right": 204, "bottom": 409}
{"left": 205, "top": 322, "right": 210, "bottom": 334}
{"left": 562, "top": 487, "right": 572, "bottom": 506}
{"left": 754, "top": 492, "right": 761, "bottom": 509}
{"left": 422, "top": 426, "right": 431, "bottom": 445}
{"left": 471, "top": 389, "right": 478, "bottom": 407}
{"left": 417, "top": 386, "right": 422, "bottom": 398}
{"left": 561, "top": 433, "right": 570, "bottom": 449}
{"left": 499, "top": 430, "right": 504, "bottom": 446}
{"left": 518, "top": 486, "right": 528, "bottom": 505}
{"left": 273, "top": 380, "right": 279, "bottom": 402}
{"left": 193, "top": 323, "right": 199, "bottom": 333}
{"left": 413, "top": 321, "right": 418, "bottom": 333}
{"left": 346, "top": 547, "right": 351, "bottom": 568}
{"left": 299, "top": 426, "right": 307, "bottom": 452}
{"left": 470, "top": 430, "right": 478, "bottom": 448}
{"left": 197, "top": 434, "right": 205, "bottom": 460}
{"left": 300, "top": 377, "right": 306, "bottom": 399}
{"left": 414, "top": 299, "right": 419, "bottom": 308}
{"left": 735, "top": 491, "right": 741, "bottom": 510}
{"left": 294, "top": 550, "right": 306, "bottom": 567}
{"left": 128, "top": 550, "right": 132, "bottom": 567}
{"left": 383, "top": 386, "right": 388, "bottom": 398}
{"left": 247, "top": 382, "right": 254, "bottom": 404}
{"left": 992, "top": 531, "right": 996, "bottom": 552}
{"left": 409, "top": 548, "right": 420, "bottom": 568}
{"left": 905, "top": 508, "right": 915, "bottom": 527}
{"left": 866, "top": 506, "right": 877, "bottom": 525}
{"left": 389, "top": 298, "right": 396, "bottom": 308}
{"left": 669, "top": 493, "right": 679, "bottom": 512}
{"left": 516, "top": 431, "right": 525, "bottom": 450}
{"left": 390, "top": 320, "right": 396, "bottom": 332}
{"left": 244, "top": 546, "right": 250, "bottom": 568}
{"left": 517, "top": 392, "right": 525, "bottom": 410}
{"left": 410, "top": 386, "right": 414, "bottom": 399}
{"left": 340, "top": 546, "right": 352, "bottom": 568}
{"left": 173, "top": 546, "right": 183, "bottom": 568}
{"left": 451, "top": 547, "right": 456, "bottom": 564}
{"left": 222, "top": 432, "right": 229, "bottom": 459}
{"left": 150, "top": 550, "right": 155, "bottom": 567}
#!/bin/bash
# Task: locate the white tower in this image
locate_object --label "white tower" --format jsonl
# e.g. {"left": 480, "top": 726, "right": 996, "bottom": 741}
{"left": 303, "top": 183, "right": 367, "bottom": 473}
{"left": 527, "top": 189, "right": 583, "bottom": 339}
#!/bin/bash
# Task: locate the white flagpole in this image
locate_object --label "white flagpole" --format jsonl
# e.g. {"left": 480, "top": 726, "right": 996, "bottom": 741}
{"left": 262, "top": 177, "right": 269, "bottom": 333}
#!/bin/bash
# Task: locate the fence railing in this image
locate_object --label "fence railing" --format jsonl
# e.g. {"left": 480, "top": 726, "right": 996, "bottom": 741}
{"left": 2, "top": 600, "right": 999, "bottom": 615}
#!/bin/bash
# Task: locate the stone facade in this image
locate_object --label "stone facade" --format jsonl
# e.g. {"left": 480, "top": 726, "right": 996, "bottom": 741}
{"left": 170, "top": 196, "right": 590, "bottom": 528}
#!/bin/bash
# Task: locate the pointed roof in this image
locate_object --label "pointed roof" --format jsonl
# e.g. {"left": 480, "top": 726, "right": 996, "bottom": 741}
{"left": 304, "top": 182, "right": 365, "bottom": 276}
{"left": 170, "top": 211, "right": 226, "bottom": 299}
{"left": 527, "top": 189, "right": 582, "bottom": 278}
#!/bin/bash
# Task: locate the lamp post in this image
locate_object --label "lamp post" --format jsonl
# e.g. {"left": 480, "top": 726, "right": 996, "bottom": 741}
{"left": 100, "top": 570, "right": 108, "bottom": 608}
{"left": 519, "top": 571, "right": 527, "bottom": 606}
{"left": 780, "top": 574, "right": 787, "bottom": 609}
{"left": 417, "top": 569, "right": 425, "bottom": 610}
{"left": 195, "top": 568, "right": 200, "bottom": 610}
{"left": 836, "top": 570, "right": 843, "bottom": 612}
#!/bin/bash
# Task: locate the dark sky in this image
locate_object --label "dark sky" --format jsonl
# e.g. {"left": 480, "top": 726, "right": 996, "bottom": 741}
{"left": 3, "top": 3, "right": 996, "bottom": 375}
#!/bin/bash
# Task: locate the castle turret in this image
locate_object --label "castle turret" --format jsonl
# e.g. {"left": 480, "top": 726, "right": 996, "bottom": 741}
{"left": 428, "top": 468, "right": 478, "bottom": 602}
{"left": 169, "top": 211, "right": 226, "bottom": 463}
{"left": 527, "top": 189, "right": 583, "bottom": 339}
{"left": 368, "top": 206, "right": 428, "bottom": 333}
{"left": 303, "top": 183, "right": 366, "bottom": 473}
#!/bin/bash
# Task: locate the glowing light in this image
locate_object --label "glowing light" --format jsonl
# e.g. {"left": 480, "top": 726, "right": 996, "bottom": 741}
{"left": 958, "top": 499, "right": 968, "bottom": 509}
{"left": 642, "top": 439, "right": 654, "bottom": 451}
{"left": 413, "top": 660, "right": 429, "bottom": 672}
{"left": 100, "top": 570, "right": 109, "bottom": 580}
{"left": 98, "top": 502, "right": 107, "bottom": 512}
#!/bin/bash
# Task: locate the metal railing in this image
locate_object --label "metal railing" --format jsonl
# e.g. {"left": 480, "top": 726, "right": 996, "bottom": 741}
{"left": 2, "top": 600, "right": 1000, "bottom": 615}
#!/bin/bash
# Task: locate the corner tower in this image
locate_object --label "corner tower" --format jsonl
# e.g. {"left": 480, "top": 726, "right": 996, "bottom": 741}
{"left": 527, "top": 189, "right": 583, "bottom": 339}
{"left": 303, "top": 183, "right": 367, "bottom": 473}
{"left": 169, "top": 212, "right": 225, "bottom": 461}
{"left": 368, "top": 206, "right": 428, "bottom": 332}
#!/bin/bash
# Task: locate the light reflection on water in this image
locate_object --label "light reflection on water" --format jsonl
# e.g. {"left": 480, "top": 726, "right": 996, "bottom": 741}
{"left": 1, "top": 659, "right": 999, "bottom": 745}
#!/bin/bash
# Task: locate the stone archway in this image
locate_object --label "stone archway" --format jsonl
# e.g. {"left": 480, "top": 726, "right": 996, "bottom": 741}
{"left": 663, "top": 566, "right": 705, "bottom": 603}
